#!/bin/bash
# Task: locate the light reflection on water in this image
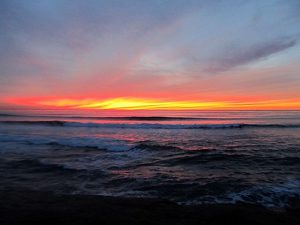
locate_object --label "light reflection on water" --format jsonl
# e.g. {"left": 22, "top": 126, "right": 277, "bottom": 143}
{"left": 0, "top": 110, "right": 300, "bottom": 207}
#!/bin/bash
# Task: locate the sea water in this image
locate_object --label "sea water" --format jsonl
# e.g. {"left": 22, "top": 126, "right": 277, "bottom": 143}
{"left": 0, "top": 110, "right": 299, "bottom": 208}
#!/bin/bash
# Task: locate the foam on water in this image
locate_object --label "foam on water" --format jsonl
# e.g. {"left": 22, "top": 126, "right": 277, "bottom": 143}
{"left": 2, "top": 120, "right": 300, "bottom": 129}
{"left": 1, "top": 111, "right": 300, "bottom": 208}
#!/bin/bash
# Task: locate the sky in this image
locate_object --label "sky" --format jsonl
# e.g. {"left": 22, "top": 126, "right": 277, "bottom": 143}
{"left": 1, "top": 0, "right": 300, "bottom": 111}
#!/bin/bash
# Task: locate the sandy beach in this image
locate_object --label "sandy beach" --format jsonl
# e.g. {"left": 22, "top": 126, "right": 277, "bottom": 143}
{"left": 0, "top": 190, "right": 299, "bottom": 225}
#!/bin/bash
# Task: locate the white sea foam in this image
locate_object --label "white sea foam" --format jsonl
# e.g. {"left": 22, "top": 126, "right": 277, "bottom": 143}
{"left": 2, "top": 120, "right": 300, "bottom": 129}
{"left": 184, "top": 179, "right": 300, "bottom": 208}
{"left": 65, "top": 122, "right": 245, "bottom": 129}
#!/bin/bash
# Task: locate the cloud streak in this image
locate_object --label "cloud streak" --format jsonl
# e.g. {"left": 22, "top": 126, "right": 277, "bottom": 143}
{"left": 205, "top": 38, "right": 297, "bottom": 73}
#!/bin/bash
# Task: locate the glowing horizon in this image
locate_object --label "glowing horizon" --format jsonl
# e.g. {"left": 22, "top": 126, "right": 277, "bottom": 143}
{"left": 3, "top": 97, "right": 300, "bottom": 111}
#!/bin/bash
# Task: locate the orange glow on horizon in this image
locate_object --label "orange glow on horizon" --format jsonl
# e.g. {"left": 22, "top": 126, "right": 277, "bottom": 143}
{"left": 38, "top": 98, "right": 229, "bottom": 110}
{"left": 3, "top": 97, "right": 299, "bottom": 111}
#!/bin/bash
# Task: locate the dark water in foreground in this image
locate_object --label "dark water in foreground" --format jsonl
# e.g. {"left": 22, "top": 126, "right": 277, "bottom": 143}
{"left": 0, "top": 111, "right": 299, "bottom": 208}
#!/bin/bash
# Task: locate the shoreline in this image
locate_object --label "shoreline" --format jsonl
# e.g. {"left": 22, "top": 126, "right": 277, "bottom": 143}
{"left": 0, "top": 190, "right": 299, "bottom": 225}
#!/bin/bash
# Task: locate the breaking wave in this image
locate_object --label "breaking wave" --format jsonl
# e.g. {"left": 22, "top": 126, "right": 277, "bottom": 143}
{"left": 0, "top": 134, "right": 132, "bottom": 152}
{"left": 184, "top": 179, "right": 300, "bottom": 208}
{"left": 1, "top": 120, "right": 300, "bottom": 129}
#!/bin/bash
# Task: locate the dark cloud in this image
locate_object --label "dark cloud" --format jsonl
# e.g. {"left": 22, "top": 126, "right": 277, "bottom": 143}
{"left": 205, "top": 38, "right": 297, "bottom": 73}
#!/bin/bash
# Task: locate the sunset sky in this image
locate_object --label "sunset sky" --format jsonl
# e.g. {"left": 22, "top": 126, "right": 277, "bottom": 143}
{"left": 1, "top": 0, "right": 300, "bottom": 110}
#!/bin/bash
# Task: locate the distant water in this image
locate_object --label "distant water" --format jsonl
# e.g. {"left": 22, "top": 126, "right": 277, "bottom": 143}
{"left": 0, "top": 110, "right": 300, "bottom": 208}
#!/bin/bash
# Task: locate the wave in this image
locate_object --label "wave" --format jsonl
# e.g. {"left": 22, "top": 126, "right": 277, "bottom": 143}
{"left": 0, "top": 120, "right": 65, "bottom": 126}
{"left": 69, "top": 116, "right": 203, "bottom": 121}
{"left": 185, "top": 179, "right": 300, "bottom": 208}
{"left": 0, "top": 134, "right": 132, "bottom": 152}
{"left": 0, "top": 113, "right": 18, "bottom": 117}
{"left": 1, "top": 120, "right": 300, "bottom": 129}
{"left": 133, "top": 142, "right": 184, "bottom": 151}
{"left": 8, "top": 159, "right": 80, "bottom": 173}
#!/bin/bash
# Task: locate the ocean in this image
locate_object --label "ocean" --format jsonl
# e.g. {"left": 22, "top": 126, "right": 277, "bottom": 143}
{"left": 0, "top": 110, "right": 299, "bottom": 208}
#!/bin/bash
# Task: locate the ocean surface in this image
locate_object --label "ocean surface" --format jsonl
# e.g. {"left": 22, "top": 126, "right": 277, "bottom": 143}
{"left": 0, "top": 110, "right": 300, "bottom": 208}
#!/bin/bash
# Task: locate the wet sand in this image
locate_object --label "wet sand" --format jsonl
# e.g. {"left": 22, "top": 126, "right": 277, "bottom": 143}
{"left": 0, "top": 190, "right": 299, "bottom": 225}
